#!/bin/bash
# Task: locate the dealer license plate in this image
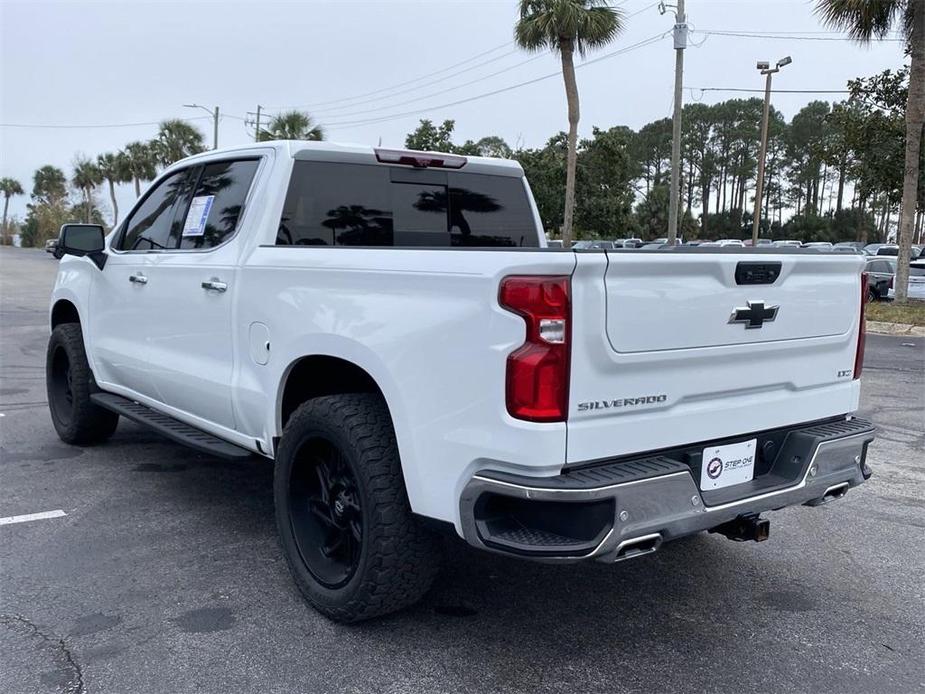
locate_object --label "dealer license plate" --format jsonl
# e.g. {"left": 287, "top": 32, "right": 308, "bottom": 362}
{"left": 700, "top": 439, "right": 757, "bottom": 491}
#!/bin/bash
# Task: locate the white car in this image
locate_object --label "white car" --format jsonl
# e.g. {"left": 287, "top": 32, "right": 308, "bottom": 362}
{"left": 888, "top": 262, "right": 925, "bottom": 301}
{"left": 46, "top": 141, "right": 875, "bottom": 622}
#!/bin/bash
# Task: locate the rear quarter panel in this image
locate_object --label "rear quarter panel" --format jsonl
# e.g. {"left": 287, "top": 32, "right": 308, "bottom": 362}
{"left": 234, "top": 247, "right": 577, "bottom": 524}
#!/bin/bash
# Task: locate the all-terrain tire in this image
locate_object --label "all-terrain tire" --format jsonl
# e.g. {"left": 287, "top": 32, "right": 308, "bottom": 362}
{"left": 274, "top": 393, "right": 439, "bottom": 623}
{"left": 46, "top": 323, "right": 119, "bottom": 445}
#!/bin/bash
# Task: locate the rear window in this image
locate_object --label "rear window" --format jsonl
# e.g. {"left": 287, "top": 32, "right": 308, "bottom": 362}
{"left": 277, "top": 161, "right": 538, "bottom": 248}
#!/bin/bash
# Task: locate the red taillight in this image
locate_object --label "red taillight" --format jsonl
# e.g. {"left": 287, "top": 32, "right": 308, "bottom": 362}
{"left": 854, "top": 272, "right": 867, "bottom": 379}
{"left": 374, "top": 147, "right": 467, "bottom": 169}
{"left": 499, "top": 276, "right": 571, "bottom": 422}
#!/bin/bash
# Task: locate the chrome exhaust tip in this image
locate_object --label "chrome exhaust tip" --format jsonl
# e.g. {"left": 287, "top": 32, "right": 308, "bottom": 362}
{"left": 805, "top": 481, "right": 850, "bottom": 507}
{"left": 613, "top": 533, "right": 662, "bottom": 562}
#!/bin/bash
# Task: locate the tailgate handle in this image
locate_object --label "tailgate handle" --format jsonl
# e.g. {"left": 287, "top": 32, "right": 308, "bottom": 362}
{"left": 735, "top": 262, "right": 781, "bottom": 285}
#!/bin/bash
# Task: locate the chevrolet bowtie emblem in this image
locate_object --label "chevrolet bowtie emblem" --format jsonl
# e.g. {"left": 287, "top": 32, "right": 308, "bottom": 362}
{"left": 729, "top": 301, "right": 779, "bottom": 329}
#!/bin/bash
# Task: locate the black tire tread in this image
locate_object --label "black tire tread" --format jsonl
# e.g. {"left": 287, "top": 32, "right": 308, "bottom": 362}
{"left": 46, "top": 323, "right": 119, "bottom": 445}
{"left": 275, "top": 393, "right": 438, "bottom": 623}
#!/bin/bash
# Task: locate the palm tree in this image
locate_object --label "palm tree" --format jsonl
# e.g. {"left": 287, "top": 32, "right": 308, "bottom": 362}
{"left": 97, "top": 152, "right": 131, "bottom": 225}
{"left": 32, "top": 165, "right": 68, "bottom": 204}
{"left": 257, "top": 110, "right": 324, "bottom": 141}
{"left": 515, "top": 0, "right": 624, "bottom": 248}
{"left": 817, "top": 0, "right": 923, "bottom": 303}
{"left": 1, "top": 177, "right": 24, "bottom": 245}
{"left": 72, "top": 157, "right": 102, "bottom": 224}
{"left": 152, "top": 119, "right": 206, "bottom": 167}
{"left": 123, "top": 141, "right": 158, "bottom": 198}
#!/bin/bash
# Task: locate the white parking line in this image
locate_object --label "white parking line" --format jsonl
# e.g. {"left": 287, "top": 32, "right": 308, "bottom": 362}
{"left": 0, "top": 510, "right": 67, "bottom": 526}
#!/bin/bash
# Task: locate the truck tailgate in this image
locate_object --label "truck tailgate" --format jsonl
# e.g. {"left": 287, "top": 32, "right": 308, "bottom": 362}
{"left": 605, "top": 254, "right": 856, "bottom": 351}
{"left": 566, "top": 251, "right": 865, "bottom": 464}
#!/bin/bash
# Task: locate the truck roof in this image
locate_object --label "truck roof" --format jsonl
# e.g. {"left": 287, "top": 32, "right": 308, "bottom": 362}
{"left": 172, "top": 140, "right": 524, "bottom": 177}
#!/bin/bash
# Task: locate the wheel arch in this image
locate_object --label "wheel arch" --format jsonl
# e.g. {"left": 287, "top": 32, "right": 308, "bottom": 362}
{"left": 277, "top": 354, "right": 392, "bottom": 434}
{"left": 51, "top": 298, "right": 81, "bottom": 330}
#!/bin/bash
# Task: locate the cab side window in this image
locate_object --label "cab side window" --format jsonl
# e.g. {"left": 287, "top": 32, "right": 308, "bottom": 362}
{"left": 178, "top": 159, "right": 259, "bottom": 250}
{"left": 118, "top": 170, "right": 189, "bottom": 251}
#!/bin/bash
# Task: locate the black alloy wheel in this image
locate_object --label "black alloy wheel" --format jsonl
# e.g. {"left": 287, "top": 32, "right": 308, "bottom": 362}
{"left": 288, "top": 438, "right": 363, "bottom": 589}
{"left": 49, "top": 345, "right": 75, "bottom": 426}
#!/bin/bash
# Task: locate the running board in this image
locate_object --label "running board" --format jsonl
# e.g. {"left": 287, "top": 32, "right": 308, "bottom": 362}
{"left": 90, "top": 392, "right": 252, "bottom": 460}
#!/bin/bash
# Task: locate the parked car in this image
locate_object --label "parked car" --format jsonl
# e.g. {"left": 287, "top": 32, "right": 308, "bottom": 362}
{"left": 803, "top": 242, "right": 833, "bottom": 250}
{"left": 863, "top": 243, "right": 892, "bottom": 256}
{"left": 716, "top": 239, "right": 746, "bottom": 247}
{"left": 773, "top": 240, "right": 802, "bottom": 248}
{"left": 622, "top": 238, "right": 644, "bottom": 248}
{"left": 573, "top": 240, "right": 615, "bottom": 250}
{"left": 546, "top": 239, "right": 563, "bottom": 248}
{"left": 45, "top": 141, "right": 876, "bottom": 623}
{"left": 864, "top": 257, "right": 896, "bottom": 301}
{"left": 835, "top": 241, "right": 866, "bottom": 251}
{"left": 872, "top": 244, "right": 924, "bottom": 260}
{"left": 888, "top": 261, "right": 925, "bottom": 301}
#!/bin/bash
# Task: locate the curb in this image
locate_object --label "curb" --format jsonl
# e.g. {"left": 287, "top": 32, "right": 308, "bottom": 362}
{"left": 866, "top": 321, "right": 925, "bottom": 337}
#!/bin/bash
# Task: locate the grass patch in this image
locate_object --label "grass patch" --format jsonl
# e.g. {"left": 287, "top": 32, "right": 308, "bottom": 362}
{"left": 867, "top": 300, "right": 925, "bottom": 326}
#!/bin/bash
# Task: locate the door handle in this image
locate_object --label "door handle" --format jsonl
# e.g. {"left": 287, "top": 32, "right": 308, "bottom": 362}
{"left": 201, "top": 278, "right": 228, "bottom": 293}
{"left": 129, "top": 274, "right": 148, "bottom": 285}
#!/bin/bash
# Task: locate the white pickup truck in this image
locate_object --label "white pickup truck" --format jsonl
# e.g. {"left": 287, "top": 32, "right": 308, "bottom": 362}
{"left": 46, "top": 141, "right": 875, "bottom": 622}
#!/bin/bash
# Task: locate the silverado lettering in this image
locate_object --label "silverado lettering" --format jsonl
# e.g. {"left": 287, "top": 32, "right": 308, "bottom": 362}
{"left": 577, "top": 395, "right": 668, "bottom": 411}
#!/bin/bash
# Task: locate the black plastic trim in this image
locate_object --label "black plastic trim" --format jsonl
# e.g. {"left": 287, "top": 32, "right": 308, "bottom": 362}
{"left": 90, "top": 392, "right": 252, "bottom": 460}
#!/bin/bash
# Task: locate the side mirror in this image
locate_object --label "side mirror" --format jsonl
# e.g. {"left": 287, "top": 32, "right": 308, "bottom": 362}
{"left": 54, "top": 223, "right": 107, "bottom": 269}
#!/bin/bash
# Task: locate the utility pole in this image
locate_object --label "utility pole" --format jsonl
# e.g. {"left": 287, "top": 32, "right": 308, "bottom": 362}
{"left": 183, "top": 103, "right": 220, "bottom": 149}
{"left": 254, "top": 105, "right": 262, "bottom": 142}
{"left": 751, "top": 56, "right": 791, "bottom": 245}
{"left": 663, "top": 0, "right": 687, "bottom": 245}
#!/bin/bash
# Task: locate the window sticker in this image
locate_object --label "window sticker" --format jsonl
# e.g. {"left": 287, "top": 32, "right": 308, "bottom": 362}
{"left": 182, "top": 195, "right": 215, "bottom": 237}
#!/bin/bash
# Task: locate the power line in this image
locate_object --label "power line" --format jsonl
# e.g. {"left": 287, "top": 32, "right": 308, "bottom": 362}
{"left": 325, "top": 32, "right": 669, "bottom": 130}
{"left": 277, "top": 48, "right": 525, "bottom": 116}
{"left": 0, "top": 116, "right": 213, "bottom": 130}
{"left": 302, "top": 52, "right": 550, "bottom": 121}
{"left": 264, "top": 41, "right": 514, "bottom": 111}
{"left": 272, "top": 0, "right": 661, "bottom": 116}
{"left": 688, "top": 87, "right": 849, "bottom": 94}
{"left": 695, "top": 29, "right": 904, "bottom": 42}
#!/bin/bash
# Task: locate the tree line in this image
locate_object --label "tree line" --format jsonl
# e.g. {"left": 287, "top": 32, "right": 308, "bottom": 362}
{"left": 404, "top": 67, "right": 922, "bottom": 244}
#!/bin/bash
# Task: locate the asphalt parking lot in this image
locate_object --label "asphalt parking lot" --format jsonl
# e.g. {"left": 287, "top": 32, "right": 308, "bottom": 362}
{"left": 1, "top": 245, "right": 923, "bottom": 694}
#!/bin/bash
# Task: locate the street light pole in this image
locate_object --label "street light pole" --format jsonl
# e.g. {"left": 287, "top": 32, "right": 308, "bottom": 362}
{"left": 665, "top": 0, "right": 687, "bottom": 245}
{"left": 183, "top": 103, "right": 220, "bottom": 150}
{"left": 751, "top": 56, "right": 791, "bottom": 245}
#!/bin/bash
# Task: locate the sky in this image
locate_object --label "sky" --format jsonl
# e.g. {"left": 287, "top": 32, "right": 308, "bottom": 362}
{"left": 0, "top": 0, "right": 907, "bottom": 224}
